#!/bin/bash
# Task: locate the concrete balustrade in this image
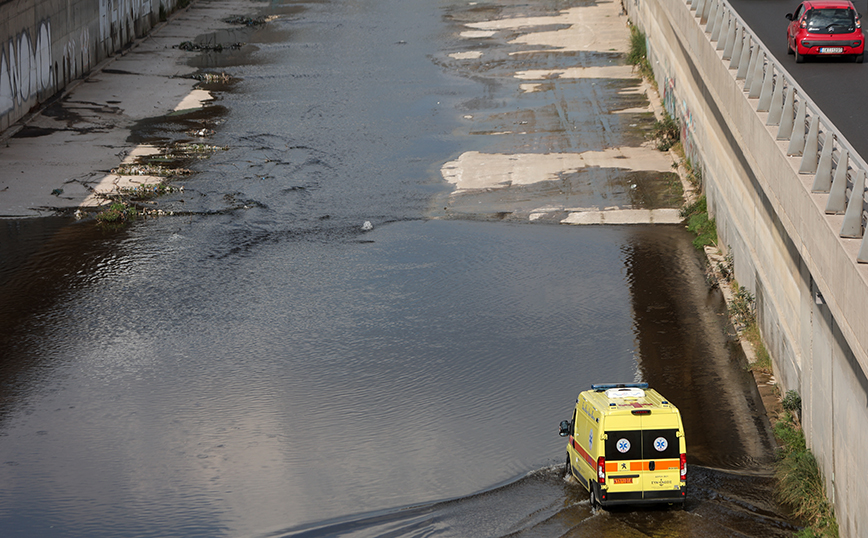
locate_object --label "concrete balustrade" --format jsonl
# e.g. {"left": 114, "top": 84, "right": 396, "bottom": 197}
{"left": 625, "top": 0, "right": 868, "bottom": 533}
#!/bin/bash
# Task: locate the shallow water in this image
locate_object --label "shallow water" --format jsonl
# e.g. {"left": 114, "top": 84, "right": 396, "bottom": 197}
{"left": 0, "top": 0, "right": 795, "bottom": 536}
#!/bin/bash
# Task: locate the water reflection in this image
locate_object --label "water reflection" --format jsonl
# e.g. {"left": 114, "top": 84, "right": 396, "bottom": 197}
{"left": 0, "top": 220, "right": 795, "bottom": 537}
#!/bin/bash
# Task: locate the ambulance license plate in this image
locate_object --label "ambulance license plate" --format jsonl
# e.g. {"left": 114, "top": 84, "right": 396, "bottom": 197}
{"left": 820, "top": 47, "right": 843, "bottom": 53}
{"left": 613, "top": 478, "right": 633, "bottom": 484}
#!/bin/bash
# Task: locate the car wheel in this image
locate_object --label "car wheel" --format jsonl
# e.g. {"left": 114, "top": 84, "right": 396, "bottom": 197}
{"left": 795, "top": 48, "right": 804, "bottom": 63}
{"left": 563, "top": 454, "right": 571, "bottom": 478}
{"left": 855, "top": 53, "right": 864, "bottom": 64}
{"left": 787, "top": 38, "right": 794, "bottom": 55}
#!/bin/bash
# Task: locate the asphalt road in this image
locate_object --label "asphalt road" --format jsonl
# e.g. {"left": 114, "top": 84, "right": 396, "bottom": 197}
{"left": 729, "top": 0, "right": 868, "bottom": 159}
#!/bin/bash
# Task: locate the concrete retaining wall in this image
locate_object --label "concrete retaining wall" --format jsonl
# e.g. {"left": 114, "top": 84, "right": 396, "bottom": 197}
{"left": 0, "top": 0, "right": 181, "bottom": 132}
{"left": 625, "top": 0, "right": 868, "bottom": 534}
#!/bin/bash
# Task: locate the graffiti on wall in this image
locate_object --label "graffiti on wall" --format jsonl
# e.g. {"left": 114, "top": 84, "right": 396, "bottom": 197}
{"left": 663, "top": 76, "right": 700, "bottom": 171}
{"left": 100, "top": 0, "right": 153, "bottom": 43}
{"left": 0, "top": 21, "right": 53, "bottom": 116}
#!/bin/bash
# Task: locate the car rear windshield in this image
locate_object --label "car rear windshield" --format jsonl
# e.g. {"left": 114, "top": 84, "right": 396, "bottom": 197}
{"left": 805, "top": 8, "right": 856, "bottom": 33}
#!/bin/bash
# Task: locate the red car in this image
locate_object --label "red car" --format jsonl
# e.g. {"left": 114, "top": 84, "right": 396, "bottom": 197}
{"left": 786, "top": 0, "right": 864, "bottom": 63}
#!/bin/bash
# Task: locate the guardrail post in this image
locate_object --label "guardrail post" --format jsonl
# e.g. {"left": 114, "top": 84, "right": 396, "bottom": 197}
{"left": 749, "top": 52, "right": 765, "bottom": 98}
{"left": 826, "top": 149, "right": 849, "bottom": 214}
{"left": 723, "top": 17, "right": 736, "bottom": 57}
{"left": 730, "top": 26, "right": 744, "bottom": 69}
{"left": 767, "top": 77, "right": 785, "bottom": 126}
{"left": 758, "top": 65, "right": 774, "bottom": 111}
{"left": 737, "top": 36, "right": 752, "bottom": 79}
{"left": 799, "top": 116, "right": 820, "bottom": 173}
{"left": 777, "top": 87, "right": 795, "bottom": 139}
{"left": 841, "top": 169, "right": 865, "bottom": 238}
{"left": 788, "top": 99, "right": 807, "bottom": 155}
{"left": 812, "top": 133, "right": 835, "bottom": 192}
{"left": 706, "top": 0, "right": 718, "bottom": 32}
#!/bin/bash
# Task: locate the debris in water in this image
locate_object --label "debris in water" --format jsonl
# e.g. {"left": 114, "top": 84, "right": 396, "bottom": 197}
{"left": 361, "top": 221, "right": 373, "bottom": 231}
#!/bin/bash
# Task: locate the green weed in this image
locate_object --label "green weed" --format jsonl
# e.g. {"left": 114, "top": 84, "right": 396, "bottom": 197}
{"left": 681, "top": 196, "right": 717, "bottom": 248}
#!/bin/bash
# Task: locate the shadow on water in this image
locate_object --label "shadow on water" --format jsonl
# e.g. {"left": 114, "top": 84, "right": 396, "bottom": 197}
{"left": 271, "top": 465, "right": 797, "bottom": 538}
{"left": 0, "top": 218, "right": 126, "bottom": 418}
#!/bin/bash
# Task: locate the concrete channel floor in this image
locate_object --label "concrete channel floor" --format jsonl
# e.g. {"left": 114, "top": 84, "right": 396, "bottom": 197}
{"left": 0, "top": 0, "right": 694, "bottom": 223}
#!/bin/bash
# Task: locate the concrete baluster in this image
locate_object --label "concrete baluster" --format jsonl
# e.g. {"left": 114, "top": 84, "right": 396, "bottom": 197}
{"left": 811, "top": 133, "right": 835, "bottom": 192}
{"left": 749, "top": 52, "right": 765, "bottom": 98}
{"left": 757, "top": 65, "right": 774, "bottom": 111}
{"left": 713, "top": 2, "right": 727, "bottom": 39}
{"left": 737, "top": 36, "right": 752, "bottom": 79}
{"left": 858, "top": 231, "right": 868, "bottom": 263}
{"left": 841, "top": 169, "right": 866, "bottom": 237}
{"left": 702, "top": 0, "right": 714, "bottom": 23}
{"left": 686, "top": 0, "right": 693, "bottom": 7}
{"left": 692, "top": 0, "right": 702, "bottom": 13}
{"left": 826, "top": 149, "right": 849, "bottom": 214}
{"left": 730, "top": 26, "right": 744, "bottom": 69}
{"left": 706, "top": 0, "right": 719, "bottom": 33}
{"left": 787, "top": 99, "right": 807, "bottom": 155}
{"left": 714, "top": 11, "right": 728, "bottom": 47}
{"left": 777, "top": 87, "right": 795, "bottom": 139}
{"left": 723, "top": 17, "right": 736, "bottom": 58}
{"left": 744, "top": 44, "right": 758, "bottom": 90}
{"left": 767, "top": 78, "right": 785, "bottom": 126}
{"left": 799, "top": 116, "right": 820, "bottom": 173}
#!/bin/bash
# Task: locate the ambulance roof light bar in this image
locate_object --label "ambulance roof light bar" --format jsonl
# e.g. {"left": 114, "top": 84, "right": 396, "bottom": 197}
{"left": 590, "top": 382, "right": 649, "bottom": 391}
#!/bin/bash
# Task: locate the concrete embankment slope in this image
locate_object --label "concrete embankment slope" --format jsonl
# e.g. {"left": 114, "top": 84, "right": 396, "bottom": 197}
{"left": 627, "top": 0, "right": 868, "bottom": 535}
{"left": 1, "top": 0, "right": 188, "bottom": 133}
{"left": 0, "top": 0, "right": 259, "bottom": 217}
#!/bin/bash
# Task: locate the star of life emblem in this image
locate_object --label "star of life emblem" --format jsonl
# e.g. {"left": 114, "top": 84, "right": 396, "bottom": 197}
{"left": 616, "top": 438, "right": 631, "bottom": 453}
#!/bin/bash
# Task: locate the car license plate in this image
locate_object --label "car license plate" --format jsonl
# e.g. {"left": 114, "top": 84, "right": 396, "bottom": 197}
{"left": 614, "top": 478, "right": 633, "bottom": 484}
{"left": 820, "top": 47, "right": 844, "bottom": 53}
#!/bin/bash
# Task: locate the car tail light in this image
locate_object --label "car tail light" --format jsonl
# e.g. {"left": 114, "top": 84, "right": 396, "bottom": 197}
{"left": 680, "top": 453, "right": 687, "bottom": 480}
{"left": 597, "top": 456, "right": 606, "bottom": 484}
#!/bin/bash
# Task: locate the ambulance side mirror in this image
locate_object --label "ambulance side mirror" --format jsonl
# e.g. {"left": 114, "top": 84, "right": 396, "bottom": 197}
{"left": 558, "top": 420, "right": 571, "bottom": 437}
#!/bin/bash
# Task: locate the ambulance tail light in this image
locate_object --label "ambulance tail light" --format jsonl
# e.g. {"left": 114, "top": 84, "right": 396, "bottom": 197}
{"left": 597, "top": 456, "right": 606, "bottom": 484}
{"left": 680, "top": 453, "right": 687, "bottom": 480}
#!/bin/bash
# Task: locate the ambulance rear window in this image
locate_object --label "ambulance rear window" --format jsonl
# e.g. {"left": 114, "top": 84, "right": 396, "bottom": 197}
{"left": 606, "top": 429, "right": 680, "bottom": 460}
{"left": 643, "top": 429, "right": 680, "bottom": 459}
{"left": 605, "top": 431, "right": 642, "bottom": 461}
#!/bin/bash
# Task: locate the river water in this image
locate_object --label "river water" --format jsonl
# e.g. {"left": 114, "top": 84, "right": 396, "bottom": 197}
{"left": 0, "top": 0, "right": 797, "bottom": 536}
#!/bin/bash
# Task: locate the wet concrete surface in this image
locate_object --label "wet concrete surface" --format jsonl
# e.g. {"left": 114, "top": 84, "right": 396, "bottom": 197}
{"left": 0, "top": 0, "right": 796, "bottom": 536}
{"left": 0, "top": 0, "right": 264, "bottom": 216}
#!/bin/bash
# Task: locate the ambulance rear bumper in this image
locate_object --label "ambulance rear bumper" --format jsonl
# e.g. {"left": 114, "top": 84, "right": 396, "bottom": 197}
{"left": 601, "top": 486, "right": 686, "bottom": 507}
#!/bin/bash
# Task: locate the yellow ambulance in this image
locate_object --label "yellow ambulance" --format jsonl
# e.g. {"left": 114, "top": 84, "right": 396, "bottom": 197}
{"left": 558, "top": 383, "right": 687, "bottom": 508}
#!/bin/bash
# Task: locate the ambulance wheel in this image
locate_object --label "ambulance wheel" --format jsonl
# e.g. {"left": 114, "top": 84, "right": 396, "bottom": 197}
{"left": 563, "top": 454, "right": 571, "bottom": 478}
{"left": 589, "top": 485, "right": 600, "bottom": 509}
